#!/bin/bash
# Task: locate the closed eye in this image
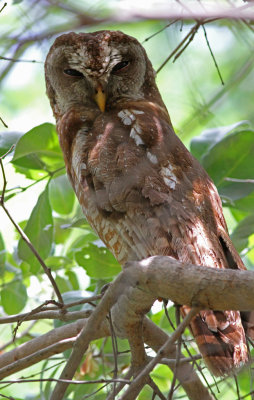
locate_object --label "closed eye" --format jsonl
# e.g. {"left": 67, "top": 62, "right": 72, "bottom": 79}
{"left": 64, "top": 69, "right": 83, "bottom": 77}
{"left": 112, "top": 61, "right": 129, "bottom": 74}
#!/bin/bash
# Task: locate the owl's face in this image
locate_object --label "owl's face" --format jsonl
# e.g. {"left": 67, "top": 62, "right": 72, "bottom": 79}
{"left": 45, "top": 30, "right": 157, "bottom": 117}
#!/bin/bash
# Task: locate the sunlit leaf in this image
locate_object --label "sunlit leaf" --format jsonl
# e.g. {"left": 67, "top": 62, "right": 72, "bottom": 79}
{"left": 231, "top": 215, "right": 254, "bottom": 252}
{"left": 18, "top": 185, "right": 53, "bottom": 273}
{"left": 201, "top": 130, "right": 254, "bottom": 203}
{"left": 49, "top": 174, "right": 75, "bottom": 215}
{"left": 45, "top": 255, "right": 73, "bottom": 271}
{"left": 65, "top": 270, "right": 79, "bottom": 290}
{"left": 1, "top": 280, "right": 27, "bottom": 314}
{"left": 55, "top": 275, "right": 73, "bottom": 293}
{"left": 75, "top": 243, "right": 121, "bottom": 278}
{"left": 0, "top": 131, "right": 22, "bottom": 157}
{"left": 190, "top": 121, "right": 249, "bottom": 161}
{"left": 12, "top": 123, "right": 64, "bottom": 173}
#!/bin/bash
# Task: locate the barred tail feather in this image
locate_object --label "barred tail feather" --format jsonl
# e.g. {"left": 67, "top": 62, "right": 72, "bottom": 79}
{"left": 190, "top": 313, "right": 249, "bottom": 376}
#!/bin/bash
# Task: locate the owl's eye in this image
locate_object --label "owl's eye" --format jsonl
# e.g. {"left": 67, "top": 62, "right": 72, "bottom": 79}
{"left": 112, "top": 61, "right": 129, "bottom": 73}
{"left": 63, "top": 69, "right": 83, "bottom": 77}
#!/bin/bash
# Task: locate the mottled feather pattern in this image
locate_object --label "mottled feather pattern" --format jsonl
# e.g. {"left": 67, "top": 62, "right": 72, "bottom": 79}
{"left": 45, "top": 30, "right": 251, "bottom": 376}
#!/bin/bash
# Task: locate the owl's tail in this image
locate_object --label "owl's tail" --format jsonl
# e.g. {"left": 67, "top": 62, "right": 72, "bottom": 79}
{"left": 183, "top": 308, "right": 249, "bottom": 376}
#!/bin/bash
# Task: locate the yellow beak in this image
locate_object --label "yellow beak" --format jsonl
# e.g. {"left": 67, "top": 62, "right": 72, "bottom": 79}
{"left": 94, "top": 85, "right": 106, "bottom": 112}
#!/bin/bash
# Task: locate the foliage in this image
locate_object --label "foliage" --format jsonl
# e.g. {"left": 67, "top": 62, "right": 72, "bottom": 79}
{"left": 0, "top": 1, "right": 254, "bottom": 399}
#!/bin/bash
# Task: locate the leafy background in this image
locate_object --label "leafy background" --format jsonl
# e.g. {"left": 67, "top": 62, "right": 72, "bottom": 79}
{"left": 0, "top": 0, "right": 254, "bottom": 399}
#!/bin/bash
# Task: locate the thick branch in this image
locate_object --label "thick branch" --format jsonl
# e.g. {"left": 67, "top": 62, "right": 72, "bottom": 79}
{"left": 115, "top": 2, "right": 254, "bottom": 22}
{"left": 127, "top": 256, "right": 254, "bottom": 311}
{"left": 2, "top": 256, "right": 253, "bottom": 399}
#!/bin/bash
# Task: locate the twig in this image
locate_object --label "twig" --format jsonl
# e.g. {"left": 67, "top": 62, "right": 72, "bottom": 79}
{"left": 12, "top": 300, "right": 65, "bottom": 339}
{"left": 0, "top": 394, "right": 15, "bottom": 400}
{"left": 149, "top": 379, "right": 168, "bottom": 400}
{"left": 0, "top": 116, "right": 8, "bottom": 128}
{"left": 0, "top": 151, "right": 63, "bottom": 304}
{"left": 168, "top": 306, "right": 182, "bottom": 400}
{"left": 224, "top": 177, "right": 254, "bottom": 183}
{"left": 120, "top": 308, "right": 198, "bottom": 400}
{"left": 156, "top": 21, "right": 201, "bottom": 73}
{"left": 106, "top": 369, "right": 133, "bottom": 400}
{"left": 83, "top": 383, "right": 110, "bottom": 399}
{"left": 163, "top": 303, "right": 218, "bottom": 400}
{"left": 173, "top": 22, "right": 201, "bottom": 62}
{"left": 202, "top": 25, "right": 224, "bottom": 85}
{"left": 142, "top": 20, "right": 179, "bottom": 43}
{"left": 0, "top": 309, "right": 92, "bottom": 324}
{"left": 108, "top": 310, "right": 118, "bottom": 398}
{"left": 3, "top": 166, "right": 65, "bottom": 200}
{"left": 0, "top": 56, "right": 43, "bottom": 63}
{"left": 0, "top": 377, "right": 131, "bottom": 385}
{"left": 0, "top": 321, "right": 37, "bottom": 352}
{"left": 0, "top": 2, "right": 7, "bottom": 13}
{"left": 234, "top": 374, "right": 241, "bottom": 400}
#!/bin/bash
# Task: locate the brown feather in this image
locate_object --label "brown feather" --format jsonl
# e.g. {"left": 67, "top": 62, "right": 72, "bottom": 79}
{"left": 45, "top": 30, "right": 251, "bottom": 376}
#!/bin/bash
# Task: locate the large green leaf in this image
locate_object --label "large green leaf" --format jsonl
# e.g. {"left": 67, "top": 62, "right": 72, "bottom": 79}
{"left": 49, "top": 174, "right": 75, "bottom": 215}
{"left": 1, "top": 280, "right": 27, "bottom": 314}
{"left": 18, "top": 185, "right": 53, "bottom": 274}
{"left": 231, "top": 214, "right": 254, "bottom": 252}
{"left": 0, "top": 131, "right": 22, "bottom": 157}
{"left": 232, "top": 191, "right": 254, "bottom": 214}
{"left": 75, "top": 243, "right": 121, "bottom": 278}
{"left": 201, "top": 130, "right": 254, "bottom": 204}
{"left": 190, "top": 121, "right": 249, "bottom": 162}
{"left": 12, "top": 123, "right": 64, "bottom": 173}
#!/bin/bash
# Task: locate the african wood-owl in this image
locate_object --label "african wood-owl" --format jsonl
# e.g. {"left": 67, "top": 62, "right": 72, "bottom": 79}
{"left": 45, "top": 30, "right": 250, "bottom": 376}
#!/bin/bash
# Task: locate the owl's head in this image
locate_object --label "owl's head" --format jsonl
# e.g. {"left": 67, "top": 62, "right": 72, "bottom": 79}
{"left": 45, "top": 30, "right": 159, "bottom": 118}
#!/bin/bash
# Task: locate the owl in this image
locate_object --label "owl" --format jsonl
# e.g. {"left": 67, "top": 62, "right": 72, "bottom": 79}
{"left": 45, "top": 30, "right": 251, "bottom": 376}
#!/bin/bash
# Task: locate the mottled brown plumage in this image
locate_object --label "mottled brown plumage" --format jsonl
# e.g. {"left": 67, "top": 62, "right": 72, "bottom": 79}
{"left": 45, "top": 30, "right": 250, "bottom": 376}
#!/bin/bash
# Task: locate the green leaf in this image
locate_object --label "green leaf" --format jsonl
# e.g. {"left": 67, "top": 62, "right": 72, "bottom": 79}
{"left": 65, "top": 270, "right": 79, "bottom": 290}
{"left": 0, "top": 131, "right": 22, "bottom": 157}
{"left": 45, "top": 255, "right": 73, "bottom": 271}
{"left": 55, "top": 275, "right": 73, "bottom": 293}
{"left": 75, "top": 243, "right": 121, "bottom": 278}
{"left": 232, "top": 191, "right": 254, "bottom": 214}
{"left": 190, "top": 121, "right": 249, "bottom": 162}
{"left": 49, "top": 174, "right": 75, "bottom": 215}
{"left": 1, "top": 280, "right": 27, "bottom": 314}
{"left": 54, "top": 217, "right": 73, "bottom": 245}
{"left": 231, "top": 215, "right": 254, "bottom": 252}
{"left": 0, "top": 233, "right": 6, "bottom": 272}
{"left": 12, "top": 123, "right": 64, "bottom": 173}
{"left": 61, "top": 290, "right": 90, "bottom": 310}
{"left": 201, "top": 130, "right": 254, "bottom": 202}
{"left": 18, "top": 185, "right": 53, "bottom": 273}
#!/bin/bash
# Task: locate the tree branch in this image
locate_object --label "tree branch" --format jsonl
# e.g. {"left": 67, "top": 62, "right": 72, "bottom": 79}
{"left": 1, "top": 256, "right": 253, "bottom": 399}
{"left": 114, "top": 2, "right": 254, "bottom": 22}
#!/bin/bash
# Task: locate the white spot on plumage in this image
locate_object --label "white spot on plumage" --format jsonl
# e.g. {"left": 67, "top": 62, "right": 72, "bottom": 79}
{"left": 161, "top": 164, "right": 178, "bottom": 190}
{"left": 118, "top": 109, "right": 144, "bottom": 146}
{"left": 163, "top": 177, "right": 176, "bottom": 189}
{"left": 130, "top": 127, "right": 144, "bottom": 146}
{"left": 147, "top": 151, "right": 158, "bottom": 164}
{"left": 118, "top": 110, "right": 133, "bottom": 125}
{"left": 80, "top": 162, "right": 87, "bottom": 172}
{"left": 132, "top": 110, "right": 144, "bottom": 115}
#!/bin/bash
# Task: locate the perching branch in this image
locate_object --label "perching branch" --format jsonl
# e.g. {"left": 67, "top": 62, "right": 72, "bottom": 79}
{"left": 50, "top": 256, "right": 254, "bottom": 400}
{"left": 2, "top": 255, "right": 254, "bottom": 398}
